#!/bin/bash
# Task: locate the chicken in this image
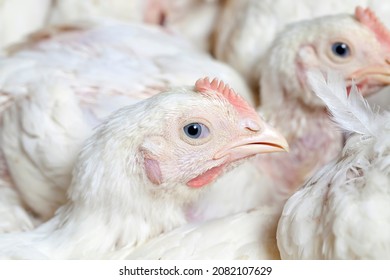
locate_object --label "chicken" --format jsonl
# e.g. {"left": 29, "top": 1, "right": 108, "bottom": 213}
{"left": 191, "top": 7, "right": 390, "bottom": 222}
{"left": 0, "top": 0, "right": 220, "bottom": 51}
{"left": 0, "top": 21, "right": 253, "bottom": 223}
{"left": 125, "top": 206, "right": 281, "bottom": 260}
{"left": 214, "top": 0, "right": 390, "bottom": 89}
{"left": 19, "top": 0, "right": 221, "bottom": 51}
{"left": 0, "top": 78, "right": 288, "bottom": 259}
{"left": 0, "top": 0, "right": 51, "bottom": 49}
{"left": 277, "top": 71, "right": 390, "bottom": 259}
{"left": 258, "top": 6, "right": 390, "bottom": 188}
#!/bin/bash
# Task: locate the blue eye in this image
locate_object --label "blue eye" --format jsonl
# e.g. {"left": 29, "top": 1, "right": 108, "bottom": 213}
{"left": 183, "top": 123, "right": 210, "bottom": 139}
{"left": 331, "top": 42, "right": 350, "bottom": 58}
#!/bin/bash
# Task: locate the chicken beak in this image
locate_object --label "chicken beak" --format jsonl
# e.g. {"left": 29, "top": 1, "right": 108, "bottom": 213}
{"left": 214, "top": 123, "right": 289, "bottom": 162}
{"left": 349, "top": 63, "right": 390, "bottom": 94}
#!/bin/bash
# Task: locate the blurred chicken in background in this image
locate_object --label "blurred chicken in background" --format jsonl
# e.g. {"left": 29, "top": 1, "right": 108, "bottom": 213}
{"left": 0, "top": 0, "right": 222, "bottom": 52}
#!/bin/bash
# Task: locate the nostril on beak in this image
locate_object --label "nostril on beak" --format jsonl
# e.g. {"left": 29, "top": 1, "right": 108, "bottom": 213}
{"left": 240, "top": 118, "right": 261, "bottom": 132}
{"left": 386, "top": 58, "right": 390, "bottom": 65}
{"left": 245, "top": 125, "right": 260, "bottom": 132}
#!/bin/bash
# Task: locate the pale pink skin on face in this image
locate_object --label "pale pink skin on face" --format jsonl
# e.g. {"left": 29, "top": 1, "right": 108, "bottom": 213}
{"left": 144, "top": 157, "right": 162, "bottom": 185}
{"left": 186, "top": 164, "right": 227, "bottom": 188}
{"left": 178, "top": 77, "right": 266, "bottom": 188}
{"left": 143, "top": 77, "right": 288, "bottom": 190}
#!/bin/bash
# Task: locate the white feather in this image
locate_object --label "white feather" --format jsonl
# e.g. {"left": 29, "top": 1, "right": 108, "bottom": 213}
{"left": 0, "top": 184, "right": 37, "bottom": 233}
{"left": 308, "top": 70, "right": 377, "bottom": 135}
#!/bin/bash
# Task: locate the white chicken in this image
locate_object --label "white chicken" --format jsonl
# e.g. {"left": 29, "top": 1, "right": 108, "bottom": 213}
{"left": 191, "top": 7, "right": 390, "bottom": 221}
{"left": 0, "top": 21, "right": 252, "bottom": 224}
{"left": 0, "top": 0, "right": 220, "bottom": 51}
{"left": 277, "top": 71, "right": 390, "bottom": 259}
{"left": 214, "top": 1, "right": 390, "bottom": 89}
{"left": 0, "top": 78, "right": 287, "bottom": 259}
{"left": 47, "top": 0, "right": 221, "bottom": 51}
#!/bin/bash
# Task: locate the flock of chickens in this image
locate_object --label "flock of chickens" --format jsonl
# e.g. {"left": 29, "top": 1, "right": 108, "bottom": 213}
{"left": 0, "top": 0, "right": 389, "bottom": 260}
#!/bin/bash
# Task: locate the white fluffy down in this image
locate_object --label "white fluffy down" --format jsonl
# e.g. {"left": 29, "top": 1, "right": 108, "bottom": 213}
{"left": 277, "top": 71, "right": 390, "bottom": 259}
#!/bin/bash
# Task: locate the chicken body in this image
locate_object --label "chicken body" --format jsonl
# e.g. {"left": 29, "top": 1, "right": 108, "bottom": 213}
{"left": 0, "top": 79, "right": 287, "bottom": 259}
{"left": 277, "top": 72, "right": 390, "bottom": 259}
{"left": 125, "top": 206, "right": 281, "bottom": 260}
{"left": 0, "top": 22, "right": 252, "bottom": 223}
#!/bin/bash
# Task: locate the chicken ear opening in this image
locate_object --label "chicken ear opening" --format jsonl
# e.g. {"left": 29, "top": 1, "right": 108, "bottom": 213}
{"left": 144, "top": 156, "right": 163, "bottom": 185}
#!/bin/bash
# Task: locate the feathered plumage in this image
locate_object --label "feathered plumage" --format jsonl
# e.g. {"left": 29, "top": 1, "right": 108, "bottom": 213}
{"left": 277, "top": 71, "right": 390, "bottom": 259}
{"left": 48, "top": 0, "right": 221, "bottom": 51}
{"left": 0, "top": 185, "right": 37, "bottom": 233}
{"left": 0, "top": 0, "right": 220, "bottom": 51}
{"left": 124, "top": 206, "right": 281, "bottom": 260}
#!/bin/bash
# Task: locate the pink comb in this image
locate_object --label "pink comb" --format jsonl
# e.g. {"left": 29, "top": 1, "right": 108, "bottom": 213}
{"left": 195, "top": 77, "right": 257, "bottom": 119}
{"left": 355, "top": 6, "right": 390, "bottom": 50}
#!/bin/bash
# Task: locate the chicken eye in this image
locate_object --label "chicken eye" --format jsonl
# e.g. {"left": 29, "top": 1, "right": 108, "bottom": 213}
{"left": 183, "top": 123, "right": 209, "bottom": 139}
{"left": 331, "top": 42, "right": 350, "bottom": 58}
